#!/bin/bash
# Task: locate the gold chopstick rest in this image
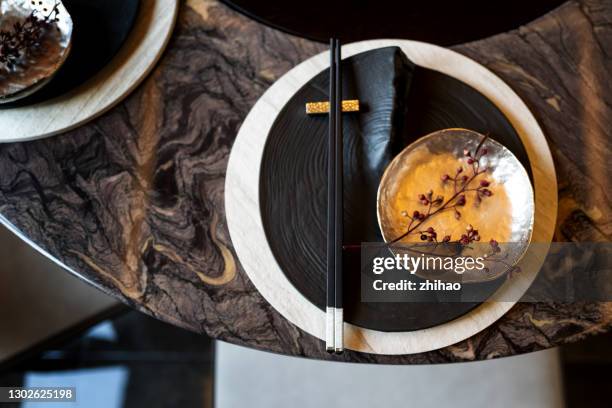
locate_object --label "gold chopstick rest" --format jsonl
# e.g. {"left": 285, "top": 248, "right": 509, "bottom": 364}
{"left": 305, "top": 100, "right": 360, "bottom": 114}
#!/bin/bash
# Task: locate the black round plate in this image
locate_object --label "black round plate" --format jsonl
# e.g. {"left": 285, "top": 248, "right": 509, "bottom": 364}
{"left": 260, "top": 48, "right": 531, "bottom": 332}
{"left": 222, "top": 0, "right": 564, "bottom": 46}
{"left": 2, "top": 0, "right": 140, "bottom": 108}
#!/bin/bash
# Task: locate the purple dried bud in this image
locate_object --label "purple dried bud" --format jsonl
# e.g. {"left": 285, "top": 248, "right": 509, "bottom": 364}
{"left": 418, "top": 194, "right": 426, "bottom": 201}
{"left": 456, "top": 195, "right": 466, "bottom": 206}
{"left": 482, "top": 189, "right": 493, "bottom": 197}
{"left": 480, "top": 148, "right": 488, "bottom": 156}
{"left": 461, "top": 175, "right": 468, "bottom": 183}
{"left": 490, "top": 239, "right": 499, "bottom": 247}
{"left": 467, "top": 158, "right": 475, "bottom": 164}
{"left": 420, "top": 234, "right": 427, "bottom": 241}
{"left": 413, "top": 211, "right": 420, "bottom": 218}
{"left": 426, "top": 227, "right": 435, "bottom": 233}
{"left": 454, "top": 210, "right": 461, "bottom": 220}
{"left": 457, "top": 167, "right": 463, "bottom": 174}
{"left": 480, "top": 180, "right": 490, "bottom": 187}
{"left": 443, "top": 235, "right": 451, "bottom": 242}
{"left": 441, "top": 174, "right": 450, "bottom": 182}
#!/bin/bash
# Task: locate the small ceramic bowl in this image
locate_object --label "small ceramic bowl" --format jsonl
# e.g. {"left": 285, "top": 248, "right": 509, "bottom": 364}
{"left": 377, "top": 128, "right": 534, "bottom": 283}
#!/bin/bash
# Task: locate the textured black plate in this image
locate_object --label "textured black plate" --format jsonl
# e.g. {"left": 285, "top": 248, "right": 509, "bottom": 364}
{"left": 260, "top": 47, "right": 531, "bottom": 332}
{"left": 1, "top": 0, "right": 140, "bottom": 108}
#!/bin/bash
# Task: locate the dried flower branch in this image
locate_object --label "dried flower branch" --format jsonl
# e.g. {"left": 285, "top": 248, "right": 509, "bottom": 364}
{"left": 484, "top": 239, "right": 522, "bottom": 280}
{"left": 391, "top": 135, "right": 521, "bottom": 280}
{"left": 381, "top": 132, "right": 523, "bottom": 281}
{"left": 391, "top": 134, "right": 493, "bottom": 244}
{"left": 0, "top": 1, "right": 61, "bottom": 72}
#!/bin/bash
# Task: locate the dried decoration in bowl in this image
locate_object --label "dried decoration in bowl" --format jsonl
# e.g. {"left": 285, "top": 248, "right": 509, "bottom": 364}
{"left": 0, "top": 0, "right": 72, "bottom": 103}
{"left": 377, "top": 128, "right": 534, "bottom": 283}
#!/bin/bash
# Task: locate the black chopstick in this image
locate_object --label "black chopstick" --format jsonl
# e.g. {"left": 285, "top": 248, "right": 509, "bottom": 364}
{"left": 326, "top": 38, "right": 337, "bottom": 353}
{"left": 333, "top": 38, "right": 344, "bottom": 354}
{"left": 326, "top": 38, "right": 344, "bottom": 354}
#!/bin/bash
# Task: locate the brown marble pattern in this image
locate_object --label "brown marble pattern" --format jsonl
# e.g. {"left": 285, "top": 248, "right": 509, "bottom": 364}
{"left": 0, "top": 0, "right": 610, "bottom": 363}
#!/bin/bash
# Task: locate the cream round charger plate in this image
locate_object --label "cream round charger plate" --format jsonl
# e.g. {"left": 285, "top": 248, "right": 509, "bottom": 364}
{"left": 225, "top": 39, "right": 557, "bottom": 355}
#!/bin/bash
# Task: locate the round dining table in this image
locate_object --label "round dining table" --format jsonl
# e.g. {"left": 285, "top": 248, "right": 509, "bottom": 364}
{"left": 0, "top": 0, "right": 610, "bottom": 364}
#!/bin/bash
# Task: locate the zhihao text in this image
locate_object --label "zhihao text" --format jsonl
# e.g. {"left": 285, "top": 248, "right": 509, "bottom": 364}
{"left": 373, "top": 279, "right": 462, "bottom": 291}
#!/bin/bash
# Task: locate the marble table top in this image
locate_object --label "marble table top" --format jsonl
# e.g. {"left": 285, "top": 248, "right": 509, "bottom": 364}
{"left": 0, "top": 0, "right": 610, "bottom": 363}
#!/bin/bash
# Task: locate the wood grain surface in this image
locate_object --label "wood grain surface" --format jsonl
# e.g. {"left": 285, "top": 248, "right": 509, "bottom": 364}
{"left": 0, "top": 0, "right": 610, "bottom": 362}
